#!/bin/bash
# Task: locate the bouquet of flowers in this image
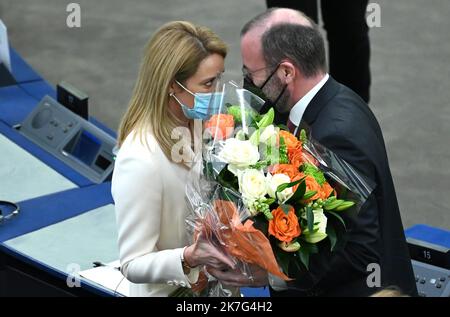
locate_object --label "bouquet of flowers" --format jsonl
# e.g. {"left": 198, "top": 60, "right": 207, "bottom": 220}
{"left": 185, "top": 81, "right": 374, "bottom": 296}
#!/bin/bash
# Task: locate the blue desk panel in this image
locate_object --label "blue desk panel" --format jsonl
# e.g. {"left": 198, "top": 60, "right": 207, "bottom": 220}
{"left": 9, "top": 47, "right": 42, "bottom": 84}
{"left": 19, "top": 80, "right": 56, "bottom": 101}
{"left": 405, "top": 224, "right": 450, "bottom": 248}
{"left": 0, "top": 84, "right": 39, "bottom": 126}
{"left": 0, "top": 182, "right": 113, "bottom": 242}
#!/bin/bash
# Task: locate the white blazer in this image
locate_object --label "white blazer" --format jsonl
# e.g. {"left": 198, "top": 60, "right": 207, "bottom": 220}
{"left": 111, "top": 130, "right": 198, "bottom": 297}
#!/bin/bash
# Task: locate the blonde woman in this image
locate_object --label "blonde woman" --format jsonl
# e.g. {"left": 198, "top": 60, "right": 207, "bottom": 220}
{"left": 112, "top": 21, "right": 240, "bottom": 297}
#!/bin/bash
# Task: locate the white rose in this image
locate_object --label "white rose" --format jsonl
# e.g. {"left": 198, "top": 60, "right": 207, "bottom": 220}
{"left": 259, "top": 125, "right": 278, "bottom": 144}
{"left": 238, "top": 169, "right": 268, "bottom": 204}
{"left": 267, "top": 173, "right": 293, "bottom": 203}
{"left": 302, "top": 208, "right": 328, "bottom": 243}
{"left": 218, "top": 138, "right": 260, "bottom": 169}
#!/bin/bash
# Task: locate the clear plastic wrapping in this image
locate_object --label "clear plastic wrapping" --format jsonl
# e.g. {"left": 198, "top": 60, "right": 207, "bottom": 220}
{"left": 184, "top": 80, "right": 375, "bottom": 296}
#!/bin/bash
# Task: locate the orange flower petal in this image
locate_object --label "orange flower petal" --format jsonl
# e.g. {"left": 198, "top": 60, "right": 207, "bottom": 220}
{"left": 268, "top": 206, "right": 301, "bottom": 243}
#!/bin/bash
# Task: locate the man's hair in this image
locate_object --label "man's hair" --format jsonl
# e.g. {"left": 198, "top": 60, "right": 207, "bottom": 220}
{"left": 240, "top": 8, "right": 278, "bottom": 37}
{"left": 240, "top": 8, "right": 316, "bottom": 37}
{"left": 261, "top": 23, "right": 326, "bottom": 78}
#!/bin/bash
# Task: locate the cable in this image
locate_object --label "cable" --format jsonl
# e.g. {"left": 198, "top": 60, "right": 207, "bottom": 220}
{"left": 114, "top": 275, "right": 126, "bottom": 297}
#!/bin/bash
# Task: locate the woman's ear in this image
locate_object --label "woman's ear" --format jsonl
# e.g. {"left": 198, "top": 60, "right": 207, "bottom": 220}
{"left": 169, "top": 81, "right": 176, "bottom": 95}
{"left": 279, "top": 61, "right": 296, "bottom": 84}
{"left": 170, "top": 80, "right": 182, "bottom": 94}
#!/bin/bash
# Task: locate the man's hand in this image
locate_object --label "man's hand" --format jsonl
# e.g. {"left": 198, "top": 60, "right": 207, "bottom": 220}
{"left": 184, "top": 232, "right": 236, "bottom": 271}
{"left": 206, "top": 263, "right": 268, "bottom": 288}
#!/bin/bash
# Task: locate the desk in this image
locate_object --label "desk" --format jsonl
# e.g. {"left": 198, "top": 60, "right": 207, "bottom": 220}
{"left": 0, "top": 133, "right": 76, "bottom": 202}
{"left": 0, "top": 182, "right": 116, "bottom": 296}
{"left": 5, "top": 204, "right": 118, "bottom": 272}
{"left": 0, "top": 47, "right": 118, "bottom": 296}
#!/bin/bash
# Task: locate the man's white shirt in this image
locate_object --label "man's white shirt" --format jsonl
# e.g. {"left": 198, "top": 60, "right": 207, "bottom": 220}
{"left": 288, "top": 73, "right": 329, "bottom": 135}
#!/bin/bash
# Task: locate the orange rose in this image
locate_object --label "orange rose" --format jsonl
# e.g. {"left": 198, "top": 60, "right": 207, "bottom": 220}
{"left": 279, "top": 130, "right": 301, "bottom": 151}
{"left": 269, "top": 164, "right": 305, "bottom": 192}
{"left": 288, "top": 146, "right": 304, "bottom": 169}
{"left": 320, "top": 181, "right": 335, "bottom": 200}
{"left": 268, "top": 206, "right": 301, "bottom": 243}
{"left": 269, "top": 164, "right": 300, "bottom": 180}
{"left": 204, "top": 114, "right": 235, "bottom": 140}
{"left": 304, "top": 175, "right": 322, "bottom": 202}
{"left": 291, "top": 172, "right": 306, "bottom": 193}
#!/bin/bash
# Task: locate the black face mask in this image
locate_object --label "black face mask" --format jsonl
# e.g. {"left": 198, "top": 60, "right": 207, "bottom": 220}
{"left": 243, "top": 64, "right": 287, "bottom": 114}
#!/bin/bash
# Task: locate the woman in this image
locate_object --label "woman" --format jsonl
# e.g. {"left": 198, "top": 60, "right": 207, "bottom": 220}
{"left": 112, "top": 21, "right": 236, "bottom": 297}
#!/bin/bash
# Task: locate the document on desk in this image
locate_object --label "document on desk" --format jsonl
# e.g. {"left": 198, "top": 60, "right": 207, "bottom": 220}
{"left": 0, "top": 19, "right": 11, "bottom": 72}
{"left": 78, "top": 260, "right": 130, "bottom": 297}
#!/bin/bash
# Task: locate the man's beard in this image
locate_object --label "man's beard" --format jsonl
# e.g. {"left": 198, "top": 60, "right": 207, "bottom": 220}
{"left": 263, "top": 74, "right": 291, "bottom": 114}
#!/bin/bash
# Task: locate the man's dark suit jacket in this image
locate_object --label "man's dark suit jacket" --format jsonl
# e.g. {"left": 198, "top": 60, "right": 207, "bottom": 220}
{"left": 270, "top": 77, "right": 417, "bottom": 297}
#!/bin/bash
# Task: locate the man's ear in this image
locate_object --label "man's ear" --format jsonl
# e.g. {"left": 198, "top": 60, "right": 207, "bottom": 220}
{"left": 279, "top": 61, "right": 296, "bottom": 84}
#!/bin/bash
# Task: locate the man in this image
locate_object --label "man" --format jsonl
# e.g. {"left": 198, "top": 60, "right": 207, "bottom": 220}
{"left": 238, "top": 8, "right": 417, "bottom": 296}
{"left": 266, "top": 0, "right": 371, "bottom": 103}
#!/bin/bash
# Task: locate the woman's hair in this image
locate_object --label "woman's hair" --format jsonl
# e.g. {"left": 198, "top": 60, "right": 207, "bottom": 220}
{"left": 117, "top": 21, "right": 227, "bottom": 159}
{"left": 370, "top": 286, "right": 409, "bottom": 297}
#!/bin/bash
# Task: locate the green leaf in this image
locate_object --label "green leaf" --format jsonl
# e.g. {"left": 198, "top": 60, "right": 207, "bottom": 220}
{"left": 323, "top": 199, "right": 344, "bottom": 210}
{"left": 326, "top": 211, "right": 346, "bottom": 230}
{"left": 308, "top": 243, "right": 319, "bottom": 254}
{"left": 286, "top": 178, "right": 306, "bottom": 204}
{"left": 276, "top": 179, "right": 303, "bottom": 194}
{"left": 280, "top": 204, "right": 292, "bottom": 215}
{"left": 227, "top": 104, "right": 259, "bottom": 125}
{"left": 300, "top": 129, "right": 307, "bottom": 144}
{"left": 327, "top": 224, "right": 337, "bottom": 252}
{"left": 306, "top": 206, "right": 314, "bottom": 232}
{"left": 275, "top": 248, "right": 291, "bottom": 276}
{"left": 278, "top": 137, "right": 289, "bottom": 164}
{"left": 257, "top": 107, "right": 275, "bottom": 128}
{"left": 303, "top": 163, "right": 327, "bottom": 185}
{"left": 203, "top": 162, "right": 215, "bottom": 181}
{"left": 252, "top": 213, "right": 269, "bottom": 235}
{"left": 249, "top": 129, "right": 260, "bottom": 146}
{"left": 220, "top": 189, "right": 234, "bottom": 203}
{"left": 302, "top": 190, "right": 317, "bottom": 201}
{"left": 217, "top": 166, "right": 239, "bottom": 192}
{"left": 249, "top": 160, "right": 269, "bottom": 170}
{"left": 335, "top": 201, "right": 355, "bottom": 211}
{"left": 300, "top": 242, "right": 319, "bottom": 254}
{"left": 235, "top": 129, "right": 246, "bottom": 141}
{"left": 300, "top": 217, "right": 307, "bottom": 228}
{"left": 297, "top": 247, "right": 310, "bottom": 270}
{"left": 294, "top": 204, "right": 303, "bottom": 217}
{"left": 218, "top": 187, "right": 240, "bottom": 205}
{"left": 277, "top": 124, "right": 289, "bottom": 131}
{"left": 263, "top": 198, "right": 276, "bottom": 205}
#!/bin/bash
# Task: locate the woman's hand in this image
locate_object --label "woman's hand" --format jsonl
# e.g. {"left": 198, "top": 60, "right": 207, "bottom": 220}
{"left": 206, "top": 263, "right": 269, "bottom": 288}
{"left": 183, "top": 232, "right": 236, "bottom": 271}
